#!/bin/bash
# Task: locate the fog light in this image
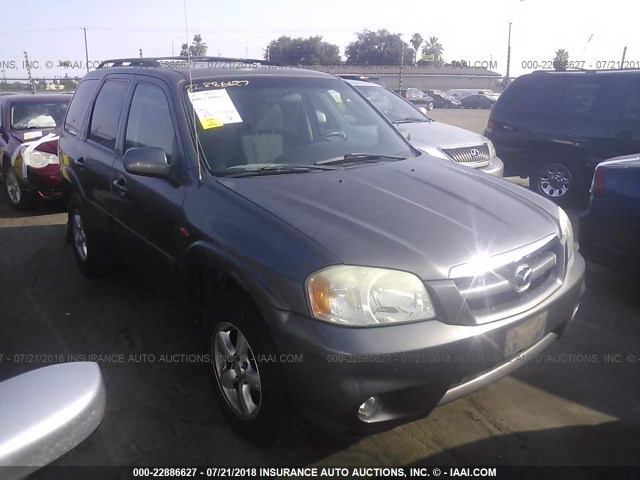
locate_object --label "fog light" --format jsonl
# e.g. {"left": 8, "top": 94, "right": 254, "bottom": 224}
{"left": 358, "top": 396, "right": 379, "bottom": 420}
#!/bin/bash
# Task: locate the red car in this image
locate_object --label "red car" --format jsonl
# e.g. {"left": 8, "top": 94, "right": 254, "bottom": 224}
{"left": 0, "top": 94, "right": 70, "bottom": 209}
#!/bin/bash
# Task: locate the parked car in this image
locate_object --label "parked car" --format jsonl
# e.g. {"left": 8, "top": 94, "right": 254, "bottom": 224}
{"left": 0, "top": 362, "right": 105, "bottom": 479}
{"left": 425, "top": 90, "right": 462, "bottom": 108}
{"left": 394, "top": 88, "right": 434, "bottom": 110}
{"left": 59, "top": 57, "right": 584, "bottom": 444}
{"left": 486, "top": 69, "right": 640, "bottom": 206}
{"left": 448, "top": 89, "right": 497, "bottom": 100}
{"left": 580, "top": 154, "right": 640, "bottom": 276}
{"left": 0, "top": 94, "right": 69, "bottom": 209}
{"left": 460, "top": 93, "right": 498, "bottom": 109}
{"left": 349, "top": 79, "right": 503, "bottom": 176}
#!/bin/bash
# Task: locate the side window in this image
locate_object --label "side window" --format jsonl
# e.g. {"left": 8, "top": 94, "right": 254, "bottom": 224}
{"left": 621, "top": 84, "right": 640, "bottom": 121}
{"left": 64, "top": 79, "right": 99, "bottom": 135}
{"left": 88, "top": 79, "right": 129, "bottom": 149}
{"left": 560, "top": 83, "right": 601, "bottom": 115}
{"left": 125, "top": 83, "right": 177, "bottom": 163}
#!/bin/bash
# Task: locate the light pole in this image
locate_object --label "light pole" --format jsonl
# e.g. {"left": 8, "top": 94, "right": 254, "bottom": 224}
{"left": 82, "top": 27, "right": 89, "bottom": 73}
{"left": 504, "top": 22, "right": 512, "bottom": 91}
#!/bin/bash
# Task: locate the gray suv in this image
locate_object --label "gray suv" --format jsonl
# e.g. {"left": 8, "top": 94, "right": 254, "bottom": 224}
{"left": 59, "top": 57, "right": 585, "bottom": 444}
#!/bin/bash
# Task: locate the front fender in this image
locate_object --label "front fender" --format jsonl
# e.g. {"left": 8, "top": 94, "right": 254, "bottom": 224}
{"left": 178, "top": 240, "right": 293, "bottom": 312}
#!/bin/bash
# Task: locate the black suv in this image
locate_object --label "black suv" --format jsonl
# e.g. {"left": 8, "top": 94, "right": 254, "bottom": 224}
{"left": 486, "top": 69, "right": 640, "bottom": 205}
{"left": 59, "top": 57, "right": 584, "bottom": 443}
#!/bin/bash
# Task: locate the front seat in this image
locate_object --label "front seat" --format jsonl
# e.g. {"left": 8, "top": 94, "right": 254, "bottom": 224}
{"left": 241, "top": 104, "right": 284, "bottom": 164}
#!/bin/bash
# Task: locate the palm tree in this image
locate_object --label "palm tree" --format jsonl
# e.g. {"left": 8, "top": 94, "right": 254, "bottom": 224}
{"left": 180, "top": 43, "right": 189, "bottom": 56}
{"left": 189, "top": 34, "right": 208, "bottom": 56}
{"left": 422, "top": 36, "right": 444, "bottom": 62}
{"left": 554, "top": 49, "right": 569, "bottom": 71}
{"left": 410, "top": 33, "right": 423, "bottom": 65}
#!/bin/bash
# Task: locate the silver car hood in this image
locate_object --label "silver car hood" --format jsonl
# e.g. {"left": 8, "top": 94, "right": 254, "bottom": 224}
{"left": 395, "top": 120, "right": 489, "bottom": 151}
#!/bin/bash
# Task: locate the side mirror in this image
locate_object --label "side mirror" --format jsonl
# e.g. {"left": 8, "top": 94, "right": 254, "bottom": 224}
{"left": 123, "top": 147, "right": 171, "bottom": 178}
{"left": 0, "top": 362, "right": 106, "bottom": 478}
{"left": 417, "top": 106, "right": 428, "bottom": 116}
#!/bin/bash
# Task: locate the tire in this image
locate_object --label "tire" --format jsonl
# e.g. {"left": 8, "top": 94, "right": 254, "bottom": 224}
{"left": 529, "top": 158, "right": 586, "bottom": 207}
{"left": 3, "top": 165, "right": 35, "bottom": 210}
{"left": 203, "top": 291, "right": 292, "bottom": 445}
{"left": 68, "top": 194, "right": 114, "bottom": 277}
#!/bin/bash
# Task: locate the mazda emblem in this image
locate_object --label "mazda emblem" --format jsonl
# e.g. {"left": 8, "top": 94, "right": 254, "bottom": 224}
{"left": 514, "top": 264, "right": 533, "bottom": 292}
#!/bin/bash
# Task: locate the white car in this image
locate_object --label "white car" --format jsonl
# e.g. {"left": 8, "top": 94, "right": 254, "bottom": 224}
{"left": 348, "top": 80, "right": 504, "bottom": 177}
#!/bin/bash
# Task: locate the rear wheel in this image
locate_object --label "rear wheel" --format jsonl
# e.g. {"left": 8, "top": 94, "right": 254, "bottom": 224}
{"left": 68, "top": 194, "right": 114, "bottom": 277}
{"left": 204, "top": 291, "right": 292, "bottom": 445}
{"left": 4, "top": 165, "right": 35, "bottom": 210}
{"left": 530, "top": 159, "right": 586, "bottom": 207}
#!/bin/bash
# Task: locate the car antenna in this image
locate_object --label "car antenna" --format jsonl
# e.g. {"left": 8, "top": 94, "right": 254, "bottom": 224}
{"left": 184, "top": 0, "right": 203, "bottom": 185}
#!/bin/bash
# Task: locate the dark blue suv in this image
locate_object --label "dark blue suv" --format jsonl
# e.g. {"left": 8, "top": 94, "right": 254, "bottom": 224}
{"left": 486, "top": 69, "right": 640, "bottom": 205}
{"left": 59, "top": 57, "right": 584, "bottom": 444}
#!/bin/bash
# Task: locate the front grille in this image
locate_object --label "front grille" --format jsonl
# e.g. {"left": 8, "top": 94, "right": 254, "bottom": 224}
{"left": 441, "top": 144, "right": 490, "bottom": 167}
{"left": 451, "top": 236, "right": 565, "bottom": 323}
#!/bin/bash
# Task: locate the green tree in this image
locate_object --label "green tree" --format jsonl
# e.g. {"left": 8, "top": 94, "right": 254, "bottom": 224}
{"left": 554, "top": 49, "right": 569, "bottom": 71}
{"left": 60, "top": 74, "right": 77, "bottom": 90}
{"left": 345, "top": 29, "right": 413, "bottom": 66}
{"left": 410, "top": 33, "right": 424, "bottom": 65}
{"left": 421, "top": 36, "right": 444, "bottom": 62}
{"left": 265, "top": 36, "right": 341, "bottom": 65}
{"left": 180, "top": 34, "right": 208, "bottom": 56}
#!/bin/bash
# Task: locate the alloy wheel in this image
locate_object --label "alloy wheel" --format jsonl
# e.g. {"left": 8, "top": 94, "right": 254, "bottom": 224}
{"left": 212, "top": 322, "right": 262, "bottom": 419}
{"left": 71, "top": 209, "right": 88, "bottom": 262}
{"left": 538, "top": 163, "right": 572, "bottom": 198}
{"left": 5, "top": 168, "right": 22, "bottom": 205}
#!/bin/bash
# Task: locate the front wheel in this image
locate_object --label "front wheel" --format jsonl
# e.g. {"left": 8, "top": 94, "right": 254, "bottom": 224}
{"left": 204, "top": 292, "right": 292, "bottom": 445}
{"left": 4, "top": 165, "right": 35, "bottom": 210}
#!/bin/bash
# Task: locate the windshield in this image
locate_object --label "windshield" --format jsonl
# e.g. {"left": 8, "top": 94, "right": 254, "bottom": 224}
{"left": 356, "top": 85, "right": 432, "bottom": 123}
{"left": 185, "top": 77, "right": 414, "bottom": 176}
{"left": 10, "top": 101, "right": 68, "bottom": 129}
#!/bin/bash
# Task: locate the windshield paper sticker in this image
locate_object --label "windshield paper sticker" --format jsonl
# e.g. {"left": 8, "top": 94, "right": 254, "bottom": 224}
{"left": 23, "top": 131, "right": 43, "bottom": 141}
{"left": 188, "top": 88, "right": 243, "bottom": 129}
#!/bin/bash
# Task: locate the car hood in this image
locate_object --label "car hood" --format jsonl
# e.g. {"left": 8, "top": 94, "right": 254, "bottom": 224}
{"left": 218, "top": 156, "right": 560, "bottom": 280}
{"left": 395, "top": 121, "right": 488, "bottom": 152}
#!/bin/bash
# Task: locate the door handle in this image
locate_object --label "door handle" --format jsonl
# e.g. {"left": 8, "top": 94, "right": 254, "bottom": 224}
{"left": 112, "top": 178, "right": 128, "bottom": 194}
{"left": 73, "top": 157, "right": 85, "bottom": 168}
{"left": 618, "top": 130, "right": 632, "bottom": 138}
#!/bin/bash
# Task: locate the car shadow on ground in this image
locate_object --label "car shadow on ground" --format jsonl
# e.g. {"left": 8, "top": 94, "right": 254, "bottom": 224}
{"left": 409, "top": 421, "right": 640, "bottom": 472}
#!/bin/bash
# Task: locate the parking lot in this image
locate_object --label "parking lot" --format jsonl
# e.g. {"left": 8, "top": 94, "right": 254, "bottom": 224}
{"left": 1, "top": 109, "right": 639, "bottom": 469}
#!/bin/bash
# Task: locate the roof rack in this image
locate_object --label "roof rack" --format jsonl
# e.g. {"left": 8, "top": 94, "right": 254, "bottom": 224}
{"left": 97, "top": 56, "right": 279, "bottom": 69}
{"left": 532, "top": 67, "right": 640, "bottom": 74}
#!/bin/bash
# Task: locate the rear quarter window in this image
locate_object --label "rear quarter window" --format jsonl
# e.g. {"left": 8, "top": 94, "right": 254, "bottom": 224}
{"left": 496, "top": 74, "right": 626, "bottom": 120}
{"left": 64, "top": 79, "right": 99, "bottom": 136}
{"left": 88, "top": 79, "right": 129, "bottom": 149}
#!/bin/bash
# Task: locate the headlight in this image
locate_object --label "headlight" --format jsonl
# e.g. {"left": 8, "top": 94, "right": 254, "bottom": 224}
{"left": 486, "top": 139, "right": 496, "bottom": 158}
{"left": 306, "top": 266, "right": 436, "bottom": 326}
{"left": 25, "top": 150, "right": 58, "bottom": 169}
{"left": 558, "top": 206, "right": 575, "bottom": 260}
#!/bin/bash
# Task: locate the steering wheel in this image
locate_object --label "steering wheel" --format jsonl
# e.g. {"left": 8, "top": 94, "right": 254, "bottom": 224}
{"left": 323, "top": 131, "right": 347, "bottom": 141}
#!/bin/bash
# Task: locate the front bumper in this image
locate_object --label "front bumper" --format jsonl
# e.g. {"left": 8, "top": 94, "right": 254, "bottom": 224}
{"left": 261, "top": 252, "right": 585, "bottom": 433}
{"left": 478, "top": 155, "right": 504, "bottom": 177}
{"left": 24, "top": 165, "right": 63, "bottom": 199}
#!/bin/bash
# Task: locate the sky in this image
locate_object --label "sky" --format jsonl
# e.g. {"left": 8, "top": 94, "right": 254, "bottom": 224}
{"left": 0, "top": 0, "right": 637, "bottom": 81}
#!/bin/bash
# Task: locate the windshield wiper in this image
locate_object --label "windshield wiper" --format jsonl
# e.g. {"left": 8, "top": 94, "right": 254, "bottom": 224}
{"left": 392, "top": 117, "right": 431, "bottom": 124}
{"left": 315, "top": 153, "right": 406, "bottom": 166}
{"left": 226, "top": 164, "right": 337, "bottom": 177}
